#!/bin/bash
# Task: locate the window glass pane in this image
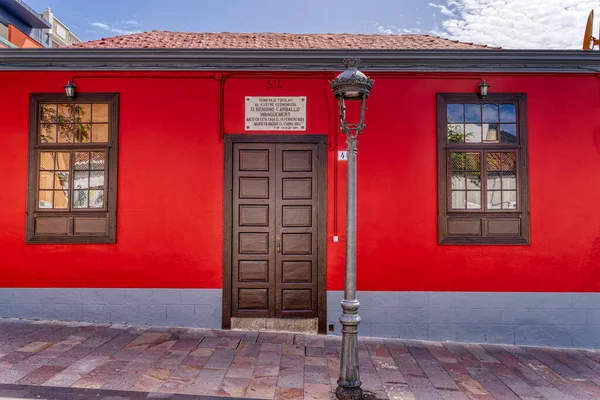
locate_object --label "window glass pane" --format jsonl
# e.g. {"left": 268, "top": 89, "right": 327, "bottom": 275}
{"left": 92, "top": 104, "right": 109, "bottom": 123}
{"left": 482, "top": 104, "right": 499, "bottom": 122}
{"left": 465, "top": 153, "right": 481, "bottom": 171}
{"left": 74, "top": 171, "right": 89, "bottom": 189}
{"left": 465, "top": 124, "right": 482, "bottom": 143}
{"left": 487, "top": 172, "right": 502, "bottom": 190}
{"left": 487, "top": 191, "right": 502, "bottom": 209}
{"left": 40, "top": 104, "right": 56, "bottom": 123}
{"left": 54, "top": 190, "right": 68, "bottom": 209}
{"left": 447, "top": 124, "right": 464, "bottom": 143}
{"left": 39, "top": 190, "right": 53, "bottom": 208}
{"left": 89, "top": 190, "right": 104, "bottom": 208}
{"left": 466, "top": 173, "right": 481, "bottom": 189}
{"left": 91, "top": 152, "right": 105, "bottom": 170}
{"left": 503, "top": 191, "right": 517, "bottom": 209}
{"left": 465, "top": 104, "right": 481, "bottom": 122}
{"left": 451, "top": 191, "right": 466, "bottom": 209}
{"left": 40, "top": 152, "right": 55, "bottom": 171}
{"left": 58, "top": 124, "right": 75, "bottom": 143}
{"left": 39, "top": 171, "right": 54, "bottom": 189}
{"left": 450, "top": 152, "right": 466, "bottom": 170}
{"left": 499, "top": 124, "right": 517, "bottom": 143}
{"left": 58, "top": 104, "right": 76, "bottom": 123}
{"left": 467, "top": 191, "right": 481, "bottom": 209}
{"left": 40, "top": 124, "right": 56, "bottom": 143}
{"left": 74, "top": 124, "right": 91, "bottom": 143}
{"left": 93, "top": 124, "right": 109, "bottom": 143}
{"left": 90, "top": 171, "right": 105, "bottom": 189}
{"left": 54, "top": 172, "right": 69, "bottom": 190}
{"left": 499, "top": 104, "right": 516, "bottom": 122}
{"left": 73, "top": 190, "right": 88, "bottom": 208}
{"left": 451, "top": 172, "right": 465, "bottom": 189}
{"left": 447, "top": 104, "right": 463, "bottom": 123}
{"left": 501, "top": 152, "right": 517, "bottom": 171}
{"left": 74, "top": 104, "right": 91, "bottom": 123}
{"left": 484, "top": 123, "right": 498, "bottom": 142}
{"left": 486, "top": 153, "right": 502, "bottom": 171}
{"left": 502, "top": 172, "right": 516, "bottom": 190}
{"left": 55, "top": 152, "right": 70, "bottom": 170}
{"left": 75, "top": 152, "right": 89, "bottom": 170}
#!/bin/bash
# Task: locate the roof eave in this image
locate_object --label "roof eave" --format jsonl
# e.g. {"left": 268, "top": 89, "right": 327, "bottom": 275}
{"left": 0, "top": 0, "right": 51, "bottom": 29}
{"left": 1, "top": 48, "right": 599, "bottom": 73}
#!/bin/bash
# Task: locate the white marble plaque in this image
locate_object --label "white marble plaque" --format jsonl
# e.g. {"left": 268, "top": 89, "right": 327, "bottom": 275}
{"left": 245, "top": 96, "right": 306, "bottom": 131}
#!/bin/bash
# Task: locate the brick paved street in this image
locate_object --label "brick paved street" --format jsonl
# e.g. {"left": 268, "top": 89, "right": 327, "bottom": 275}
{"left": 1, "top": 319, "right": 600, "bottom": 399}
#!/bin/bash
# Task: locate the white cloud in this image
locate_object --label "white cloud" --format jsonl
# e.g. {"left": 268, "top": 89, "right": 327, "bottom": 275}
{"left": 90, "top": 22, "right": 141, "bottom": 35}
{"left": 428, "top": 0, "right": 600, "bottom": 49}
{"left": 374, "top": 21, "right": 427, "bottom": 35}
{"left": 428, "top": 2, "right": 455, "bottom": 17}
{"left": 374, "top": 21, "right": 395, "bottom": 34}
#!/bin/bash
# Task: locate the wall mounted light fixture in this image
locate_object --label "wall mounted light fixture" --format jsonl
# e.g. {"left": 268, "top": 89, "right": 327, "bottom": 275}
{"left": 479, "top": 80, "right": 490, "bottom": 98}
{"left": 64, "top": 81, "right": 76, "bottom": 99}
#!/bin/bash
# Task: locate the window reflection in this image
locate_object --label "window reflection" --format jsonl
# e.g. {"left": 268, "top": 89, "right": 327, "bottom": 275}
{"left": 486, "top": 152, "right": 517, "bottom": 210}
{"left": 38, "top": 103, "right": 108, "bottom": 144}
{"left": 465, "top": 104, "right": 481, "bottom": 122}
{"left": 447, "top": 104, "right": 464, "bottom": 123}
{"left": 482, "top": 104, "right": 498, "bottom": 122}
{"left": 37, "top": 103, "right": 110, "bottom": 211}
{"left": 450, "top": 152, "right": 481, "bottom": 210}
{"left": 446, "top": 103, "right": 518, "bottom": 144}
{"left": 499, "top": 104, "right": 516, "bottom": 122}
{"left": 38, "top": 152, "right": 70, "bottom": 209}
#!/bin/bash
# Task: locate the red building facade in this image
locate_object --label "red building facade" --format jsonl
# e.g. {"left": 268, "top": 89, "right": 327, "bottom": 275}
{"left": 2, "top": 33, "right": 600, "bottom": 347}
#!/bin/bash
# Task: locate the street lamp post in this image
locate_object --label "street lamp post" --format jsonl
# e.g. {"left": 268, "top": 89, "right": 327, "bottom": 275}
{"left": 330, "top": 58, "right": 374, "bottom": 400}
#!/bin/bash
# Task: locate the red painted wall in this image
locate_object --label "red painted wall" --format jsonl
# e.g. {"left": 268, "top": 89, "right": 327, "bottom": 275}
{"left": 1, "top": 71, "right": 600, "bottom": 292}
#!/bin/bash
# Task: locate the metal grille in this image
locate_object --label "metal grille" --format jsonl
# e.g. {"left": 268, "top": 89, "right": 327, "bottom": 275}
{"left": 450, "top": 152, "right": 481, "bottom": 209}
{"left": 486, "top": 152, "right": 517, "bottom": 209}
{"left": 73, "top": 152, "right": 106, "bottom": 209}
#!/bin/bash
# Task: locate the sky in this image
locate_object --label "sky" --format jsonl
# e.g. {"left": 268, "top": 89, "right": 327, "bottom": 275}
{"left": 25, "top": 0, "right": 600, "bottom": 49}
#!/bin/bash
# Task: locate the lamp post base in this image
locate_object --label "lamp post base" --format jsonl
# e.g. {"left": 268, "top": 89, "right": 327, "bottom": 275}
{"left": 335, "top": 381, "right": 363, "bottom": 400}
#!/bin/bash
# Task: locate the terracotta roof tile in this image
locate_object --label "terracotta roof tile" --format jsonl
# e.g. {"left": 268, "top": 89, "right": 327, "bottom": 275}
{"left": 72, "top": 31, "right": 497, "bottom": 50}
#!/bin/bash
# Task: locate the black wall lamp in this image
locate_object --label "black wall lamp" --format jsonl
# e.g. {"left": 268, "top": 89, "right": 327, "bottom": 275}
{"left": 479, "top": 80, "right": 490, "bottom": 98}
{"left": 64, "top": 81, "right": 76, "bottom": 99}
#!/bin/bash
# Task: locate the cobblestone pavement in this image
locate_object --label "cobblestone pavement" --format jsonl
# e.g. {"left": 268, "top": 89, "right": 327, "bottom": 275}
{"left": 1, "top": 320, "right": 600, "bottom": 399}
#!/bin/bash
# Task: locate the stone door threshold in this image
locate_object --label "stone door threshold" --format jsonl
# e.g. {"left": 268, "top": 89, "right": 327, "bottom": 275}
{"left": 231, "top": 317, "right": 318, "bottom": 333}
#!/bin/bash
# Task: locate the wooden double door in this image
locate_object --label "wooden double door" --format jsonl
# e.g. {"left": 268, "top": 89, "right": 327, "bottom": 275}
{"left": 225, "top": 136, "right": 326, "bottom": 327}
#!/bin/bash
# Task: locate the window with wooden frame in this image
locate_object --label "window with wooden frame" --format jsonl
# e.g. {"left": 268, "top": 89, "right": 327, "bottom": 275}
{"left": 26, "top": 93, "right": 119, "bottom": 244}
{"left": 437, "top": 93, "right": 529, "bottom": 245}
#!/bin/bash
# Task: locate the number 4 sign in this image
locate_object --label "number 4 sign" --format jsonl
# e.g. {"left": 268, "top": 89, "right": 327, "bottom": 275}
{"left": 338, "top": 151, "right": 348, "bottom": 161}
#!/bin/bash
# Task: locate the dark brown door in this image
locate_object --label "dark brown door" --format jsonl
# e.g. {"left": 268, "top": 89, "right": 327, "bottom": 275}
{"left": 232, "top": 142, "right": 319, "bottom": 319}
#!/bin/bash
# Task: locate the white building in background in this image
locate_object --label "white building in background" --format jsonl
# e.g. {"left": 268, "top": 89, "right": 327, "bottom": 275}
{"left": 41, "top": 7, "right": 81, "bottom": 47}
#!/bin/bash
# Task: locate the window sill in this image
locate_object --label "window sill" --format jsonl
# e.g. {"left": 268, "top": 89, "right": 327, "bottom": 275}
{"left": 26, "top": 235, "right": 116, "bottom": 244}
{"left": 439, "top": 236, "right": 530, "bottom": 245}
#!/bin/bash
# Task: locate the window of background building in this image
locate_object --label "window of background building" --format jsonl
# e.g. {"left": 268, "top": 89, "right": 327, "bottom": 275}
{"left": 437, "top": 93, "right": 529, "bottom": 244}
{"left": 0, "top": 22, "right": 8, "bottom": 41}
{"left": 26, "top": 93, "right": 119, "bottom": 244}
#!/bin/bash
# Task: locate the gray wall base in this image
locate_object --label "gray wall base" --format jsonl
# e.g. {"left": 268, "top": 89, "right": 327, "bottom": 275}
{"left": 327, "top": 291, "right": 600, "bottom": 348}
{"left": 0, "top": 288, "right": 221, "bottom": 329}
{"left": 2, "top": 289, "right": 600, "bottom": 348}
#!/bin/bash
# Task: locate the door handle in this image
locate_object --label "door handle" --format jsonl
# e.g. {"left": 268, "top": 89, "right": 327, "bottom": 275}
{"left": 276, "top": 236, "right": 281, "bottom": 253}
